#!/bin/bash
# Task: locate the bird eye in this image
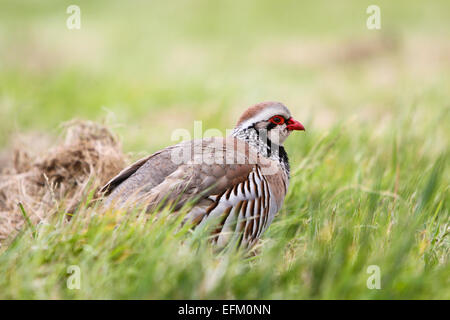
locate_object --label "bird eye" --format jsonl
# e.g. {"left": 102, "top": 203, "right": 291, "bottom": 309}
{"left": 269, "top": 115, "right": 285, "bottom": 125}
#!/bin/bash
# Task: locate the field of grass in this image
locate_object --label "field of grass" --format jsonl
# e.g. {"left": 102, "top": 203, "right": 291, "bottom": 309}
{"left": 0, "top": 0, "right": 449, "bottom": 299}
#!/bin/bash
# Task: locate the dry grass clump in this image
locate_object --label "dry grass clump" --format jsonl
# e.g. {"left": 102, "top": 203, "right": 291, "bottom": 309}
{"left": 0, "top": 120, "right": 127, "bottom": 242}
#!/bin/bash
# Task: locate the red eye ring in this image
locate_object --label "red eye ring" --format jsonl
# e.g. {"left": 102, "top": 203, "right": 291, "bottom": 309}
{"left": 269, "top": 115, "right": 285, "bottom": 125}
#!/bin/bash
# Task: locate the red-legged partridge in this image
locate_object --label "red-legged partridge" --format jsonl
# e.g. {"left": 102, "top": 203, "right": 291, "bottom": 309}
{"left": 101, "top": 102, "right": 305, "bottom": 248}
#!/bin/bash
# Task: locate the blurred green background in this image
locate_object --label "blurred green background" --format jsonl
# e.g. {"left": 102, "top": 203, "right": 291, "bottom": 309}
{"left": 0, "top": 0, "right": 449, "bottom": 299}
{"left": 1, "top": 0, "right": 449, "bottom": 152}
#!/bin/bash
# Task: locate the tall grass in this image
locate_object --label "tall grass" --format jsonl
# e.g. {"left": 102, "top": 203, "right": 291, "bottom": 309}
{"left": 0, "top": 108, "right": 448, "bottom": 299}
{"left": 0, "top": 0, "right": 448, "bottom": 299}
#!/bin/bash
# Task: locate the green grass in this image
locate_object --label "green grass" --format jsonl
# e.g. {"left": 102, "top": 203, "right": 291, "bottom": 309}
{"left": 0, "top": 0, "right": 449, "bottom": 299}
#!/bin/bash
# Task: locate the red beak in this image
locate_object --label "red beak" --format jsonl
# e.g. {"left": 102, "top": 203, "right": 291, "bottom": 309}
{"left": 286, "top": 118, "right": 305, "bottom": 131}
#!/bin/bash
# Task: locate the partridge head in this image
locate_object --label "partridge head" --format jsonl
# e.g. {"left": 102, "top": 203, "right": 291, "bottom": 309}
{"left": 102, "top": 101, "right": 305, "bottom": 248}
